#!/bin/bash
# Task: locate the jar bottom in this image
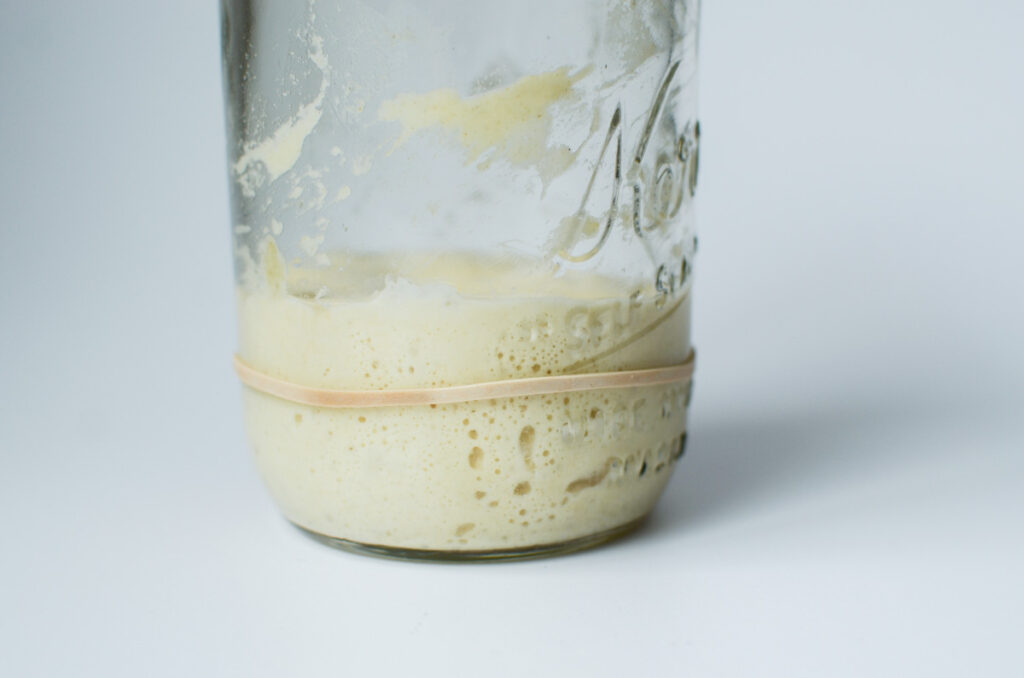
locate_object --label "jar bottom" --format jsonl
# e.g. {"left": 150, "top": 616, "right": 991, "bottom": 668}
{"left": 292, "top": 516, "right": 648, "bottom": 563}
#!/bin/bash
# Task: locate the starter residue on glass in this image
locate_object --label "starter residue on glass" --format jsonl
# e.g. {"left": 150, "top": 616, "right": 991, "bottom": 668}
{"left": 230, "top": 0, "right": 685, "bottom": 206}
{"left": 232, "top": 35, "right": 330, "bottom": 197}
{"left": 378, "top": 67, "right": 589, "bottom": 177}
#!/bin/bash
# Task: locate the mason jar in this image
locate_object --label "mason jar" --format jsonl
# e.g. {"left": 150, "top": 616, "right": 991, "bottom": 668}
{"left": 221, "top": 0, "right": 701, "bottom": 560}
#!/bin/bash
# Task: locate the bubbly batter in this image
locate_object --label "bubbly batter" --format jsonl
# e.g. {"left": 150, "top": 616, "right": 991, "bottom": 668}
{"left": 238, "top": 246, "right": 691, "bottom": 552}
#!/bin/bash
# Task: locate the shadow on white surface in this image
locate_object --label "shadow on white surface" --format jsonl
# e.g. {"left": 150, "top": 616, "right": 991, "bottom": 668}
{"left": 644, "top": 392, "right": 977, "bottom": 538}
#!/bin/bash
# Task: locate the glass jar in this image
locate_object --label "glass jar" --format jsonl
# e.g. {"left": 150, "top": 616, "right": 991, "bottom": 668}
{"left": 221, "top": 0, "right": 700, "bottom": 560}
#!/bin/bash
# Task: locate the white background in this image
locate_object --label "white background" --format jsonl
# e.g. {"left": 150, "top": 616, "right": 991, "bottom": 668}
{"left": 2, "top": 1, "right": 1023, "bottom": 676}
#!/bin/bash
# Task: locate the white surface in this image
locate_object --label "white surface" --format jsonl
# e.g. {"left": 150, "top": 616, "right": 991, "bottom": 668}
{"left": 2, "top": 1, "right": 1023, "bottom": 676}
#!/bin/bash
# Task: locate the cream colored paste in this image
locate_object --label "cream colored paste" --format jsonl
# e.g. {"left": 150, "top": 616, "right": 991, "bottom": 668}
{"left": 238, "top": 248, "right": 691, "bottom": 551}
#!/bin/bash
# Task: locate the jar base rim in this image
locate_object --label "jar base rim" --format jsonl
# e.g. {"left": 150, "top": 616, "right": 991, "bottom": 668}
{"left": 291, "top": 517, "right": 649, "bottom": 563}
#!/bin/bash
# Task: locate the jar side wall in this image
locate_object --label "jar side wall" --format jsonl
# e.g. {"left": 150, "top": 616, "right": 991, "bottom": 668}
{"left": 222, "top": 0, "right": 700, "bottom": 295}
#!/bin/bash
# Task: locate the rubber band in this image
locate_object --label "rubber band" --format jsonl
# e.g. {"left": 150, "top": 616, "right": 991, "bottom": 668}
{"left": 234, "top": 350, "right": 695, "bottom": 409}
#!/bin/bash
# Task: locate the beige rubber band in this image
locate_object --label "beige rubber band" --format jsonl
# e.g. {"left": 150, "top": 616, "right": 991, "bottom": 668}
{"left": 234, "top": 350, "right": 695, "bottom": 409}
